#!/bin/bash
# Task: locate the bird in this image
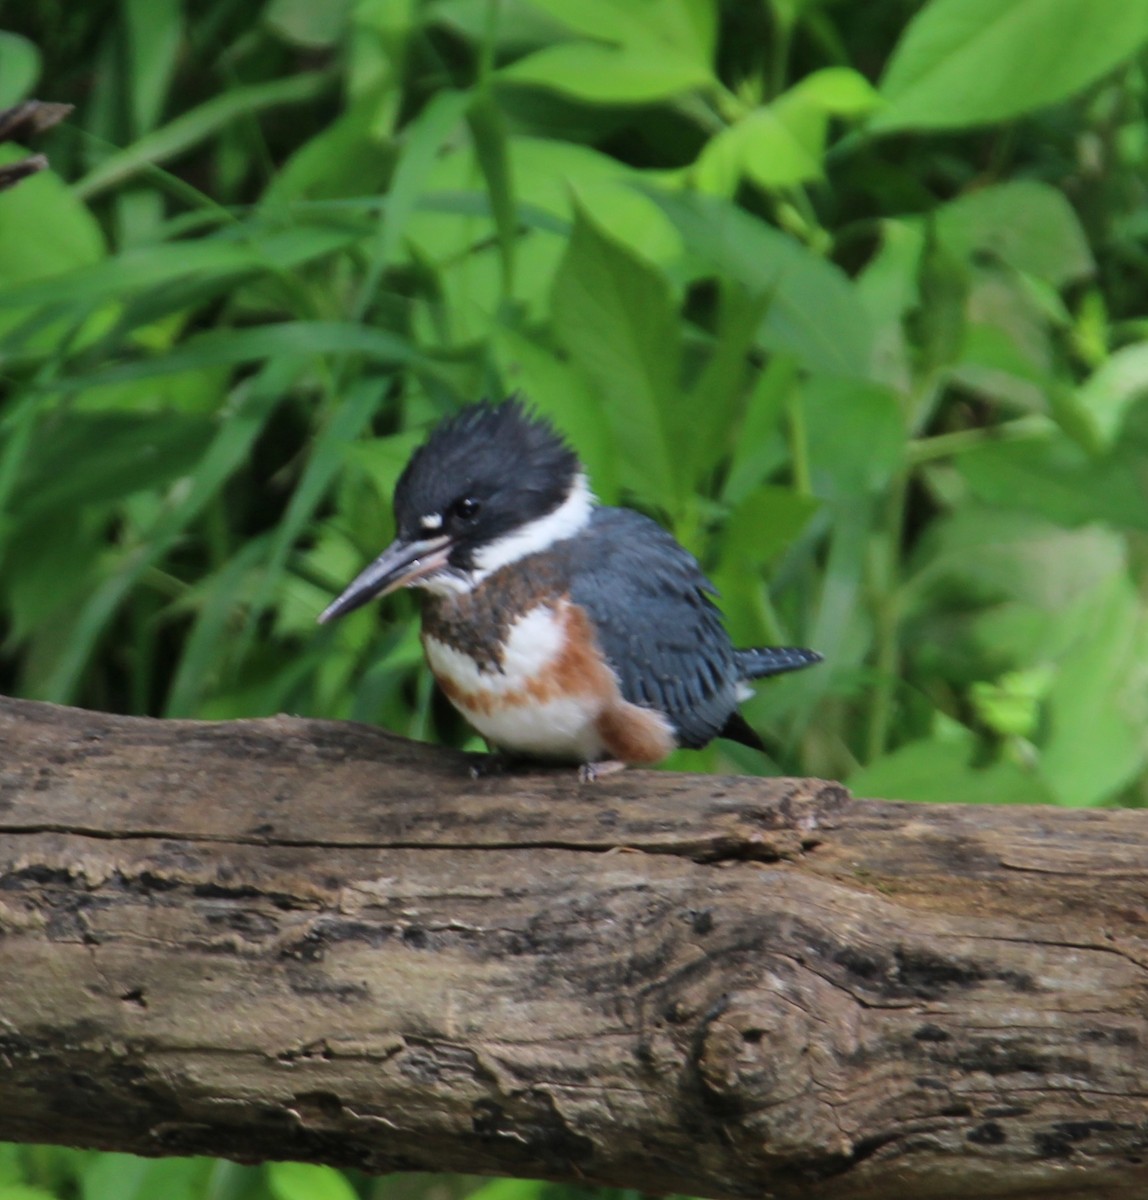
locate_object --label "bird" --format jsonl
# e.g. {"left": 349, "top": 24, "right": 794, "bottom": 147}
{"left": 318, "top": 398, "right": 821, "bottom": 779}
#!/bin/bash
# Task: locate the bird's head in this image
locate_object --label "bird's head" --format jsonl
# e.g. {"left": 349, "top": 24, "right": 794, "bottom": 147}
{"left": 318, "top": 398, "right": 592, "bottom": 622}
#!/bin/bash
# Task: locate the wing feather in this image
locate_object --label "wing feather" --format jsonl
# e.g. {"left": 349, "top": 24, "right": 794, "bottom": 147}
{"left": 564, "top": 508, "right": 741, "bottom": 749}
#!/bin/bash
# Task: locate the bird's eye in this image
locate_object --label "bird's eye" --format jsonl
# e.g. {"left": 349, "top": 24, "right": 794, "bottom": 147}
{"left": 451, "top": 496, "right": 481, "bottom": 521}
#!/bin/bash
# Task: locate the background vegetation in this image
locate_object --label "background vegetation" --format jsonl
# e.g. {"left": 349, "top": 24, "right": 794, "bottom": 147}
{"left": 3, "top": 0, "right": 1148, "bottom": 1196}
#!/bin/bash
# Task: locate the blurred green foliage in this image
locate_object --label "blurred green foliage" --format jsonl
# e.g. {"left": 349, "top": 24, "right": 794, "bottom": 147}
{"left": 3, "top": 0, "right": 1148, "bottom": 1195}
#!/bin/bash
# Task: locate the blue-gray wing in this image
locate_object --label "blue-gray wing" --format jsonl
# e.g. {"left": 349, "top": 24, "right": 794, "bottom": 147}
{"left": 564, "top": 507, "right": 742, "bottom": 749}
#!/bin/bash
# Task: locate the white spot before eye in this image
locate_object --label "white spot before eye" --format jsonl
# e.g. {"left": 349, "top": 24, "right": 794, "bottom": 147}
{"left": 420, "top": 513, "right": 444, "bottom": 532}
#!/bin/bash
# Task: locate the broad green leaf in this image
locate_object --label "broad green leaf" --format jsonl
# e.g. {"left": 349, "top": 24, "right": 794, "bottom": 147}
{"left": 0, "top": 33, "right": 40, "bottom": 107}
{"left": 697, "top": 68, "right": 878, "bottom": 193}
{"left": 719, "top": 484, "right": 821, "bottom": 572}
{"left": 934, "top": 181, "right": 1094, "bottom": 287}
{"left": 797, "top": 66, "right": 881, "bottom": 115}
{"left": 499, "top": 41, "right": 712, "bottom": 104}
{"left": 464, "top": 1181, "right": 549, "bottom": 1200}
{"left": 405, "top": 136, "right": 662, "bottom": 339}
{"left": 266, "top": 1163, "right": 358, "bottom": 1200}
{"left": 1042, "top": 574, "right": 1148, "bottom": 806}
{"left": 875, "top": 0, "right": 1148, "bottom": 131}
{"left": 696, "top": 108, "right": 822, "bottom": 193}
{"left": 911, "top": 508, "right": 1126, "bottom": 615}
{"left": 260, "top": 99, "right": 388, "bottom": 204}
{"left": 1073, "top": 343, "right": 1148, "bottom": 450}
{"left": 958, "top": 434, "right": 1148, "bottom": 531}
{"left": 0, "top": 1145, "right": 21, "bottom": 1187}
{"left": 803, "top": 377, "right": 906, "bottom": 500}
{"left": 649, "top": 191, "right": 874, "bottom": 378}
{"left": 0, "top": 157, "right": 105, "bottom": 286}
{"left": 970, "top": 666, "right": 1055, "bottom": 739}
{"left": 493, "top": 327, "right": 620, "bottom": 500}
{"left": 0, "top": 1187, "right": 65, "bottom": 1200}
{"left": 0, "top": 153, "right": 106, "bottom": 346}
{"left": 265, "top": 0, "right": 354, "bottom": 47}
{"left": 551, "top": 208, "right": 679, "bottom": 510}
{"left": 81, "top": 1154, "right": 151, "bottom": 1200}
{"left": 522, "top": 0, "right": 716, "bottom": 62}
{"left": 850, "top": 725, "right": 1055, "bottom": 805}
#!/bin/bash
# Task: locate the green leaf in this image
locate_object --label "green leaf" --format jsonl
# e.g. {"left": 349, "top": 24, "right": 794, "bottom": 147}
{"left": 796, "top": 66, "right": 881, "bottom": 115}
{"left": 970, "top": 666, "right": 1055, "bottom": 739}
{"left": 493, "top": 327, "right": 620, "bottom": 501}
{"left": 0, "top": 33, "right": 40, "bottom": 107}
{"left": 51, "top": 322, "right": 422, "bottom": 391}
{"left": 522, "top": 0, "right": 716, "bottom": 63}
{"left": 266, "top": 1163, "right": 358, "bottom": 1200}
{"left": 468, "top": 90, "right": 517, "bottom": 296}
{"left": 0, "top": 223, "right": 357, "bottom": 317}
{"left": 803, "top": 377, "right": 906, "bottom": 500}
{"left": 10, "top": 412, "right": 214, "bottom": 521}
{"left": 0, "top": 157, "right": 105, "bottom": 286}
{"left": 499, "top": 41, "right": 712, "bottom": 103}
{"left": 1073, "top": 343, "right": 1148, "bottom": 450}
{"left": 696, "top": 107, "right": 823, "bottom": 192}
{"left": 934, "top": 181, "right": 1094, "bottom": 287}
{"left": 39, "top": 359, "right": 297, "bottom": 703}
{"left": 240, "top": 376, "right": 386, "bottom": 650}
{"left": 649, "top": 191, "right": 874, "bottom": 379}
{"left": 551, "top": 207, "right": 680, "bottom": 509}
{"left": 874, "top": 0, "right": 1148, "bottom": 131}
{"left": 358, "top": 88, "right": 471, "bottom": 304}
{"left": 850, "top": 723, "right": 1055, "bottom": 805}
{"left": 81, "top": 1154, "right": 151, "bottom": 1200}
{"left": 697, "top": 68, "right": 878, "bottom": 193}
{"left": 719, "top": 484, "right": 821, "bottom": 571}
{"left": 123, "top": 0, "right": 183, "bottom": 134}
{"left": 265, "top": 0, "right": 354, "bottom": 47}
{"left": 0, "top": 1186, "right": 63, "bottom": 1200}
{"left": 683, "top": 283, "right": 774, "bottom": 483}
{"left": 1041, "top": 574, "right": 1148, "bottom": 806}
{"left": 75, "top": 72, "right": 334, "bottom": 199}
{"left": 463, "top": 1181, "right": 549, "bottom": 1200}
{"left": 164, "top": 539, "right": 267, "bottom": 717}
{"left": 958, "top": 434, "right": 1148, "bottom": 531}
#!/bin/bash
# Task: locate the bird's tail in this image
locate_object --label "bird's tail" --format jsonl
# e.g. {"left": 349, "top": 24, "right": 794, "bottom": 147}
{"left": 735, "top": 646, "right": 822, "bottom": 680}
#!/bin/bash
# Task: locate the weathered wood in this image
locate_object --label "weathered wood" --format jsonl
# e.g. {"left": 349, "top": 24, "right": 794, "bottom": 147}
{"left": 0, "top": 694, "right": 1146, "bottom": 1200}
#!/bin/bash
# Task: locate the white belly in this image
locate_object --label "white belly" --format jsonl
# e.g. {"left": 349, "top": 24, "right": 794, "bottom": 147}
{"left": 423, "top": 604, "right": 606, "bottom": 761}
{"left": 459, "top": 691, "right": 606, "bottom": 761}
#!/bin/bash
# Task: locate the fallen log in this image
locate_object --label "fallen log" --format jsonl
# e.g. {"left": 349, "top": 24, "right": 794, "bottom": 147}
{"left": 0, "top": 694, "right": 1146, "bottom": 1200}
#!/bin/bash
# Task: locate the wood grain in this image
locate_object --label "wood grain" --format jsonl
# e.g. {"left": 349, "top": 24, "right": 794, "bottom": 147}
{"left": 1, "top": 695, "right": 1146, "bottom": 1200}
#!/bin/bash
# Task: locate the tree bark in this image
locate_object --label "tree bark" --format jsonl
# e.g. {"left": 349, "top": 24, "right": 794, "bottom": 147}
{"left": 0, "top": 695, "right": 1146, "bottom": 1200}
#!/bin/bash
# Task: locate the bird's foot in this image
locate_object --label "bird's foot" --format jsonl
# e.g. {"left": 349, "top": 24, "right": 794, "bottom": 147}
{"left": 578, "top": 759, "right": 628, "bottom": 784}
{"left": 468, "top": 751, "right": 519, "bottom": 780}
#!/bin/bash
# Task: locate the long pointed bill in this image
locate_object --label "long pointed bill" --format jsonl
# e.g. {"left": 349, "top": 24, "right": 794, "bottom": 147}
{"left": 317, "top": 534, "right": 452, "bottom": 624}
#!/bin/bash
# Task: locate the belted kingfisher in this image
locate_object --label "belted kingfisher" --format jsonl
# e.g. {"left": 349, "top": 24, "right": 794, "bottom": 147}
{"left": 319, "top": 399, "right": 820, "bottom": 777}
